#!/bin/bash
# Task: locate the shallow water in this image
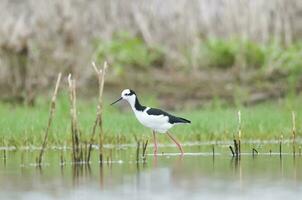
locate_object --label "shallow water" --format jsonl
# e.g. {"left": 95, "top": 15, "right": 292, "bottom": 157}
{"left": 0, "top": 145, "right": 302, "bottom": 200}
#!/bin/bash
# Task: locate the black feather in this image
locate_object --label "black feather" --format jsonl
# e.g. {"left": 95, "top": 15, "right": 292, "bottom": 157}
{"left": 146, "top": 108, "right": 191, "bottom": 124}
{"left": 134, "top": 96, "right": 146, "bottom": 112}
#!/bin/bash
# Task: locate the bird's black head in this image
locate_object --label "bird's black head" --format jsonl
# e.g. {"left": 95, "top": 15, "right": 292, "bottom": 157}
{"left": 111, "top": 89, "right": 136, "bottom": 105}
{"left": 125, "top": 89, "right": 136, "bottom": 96}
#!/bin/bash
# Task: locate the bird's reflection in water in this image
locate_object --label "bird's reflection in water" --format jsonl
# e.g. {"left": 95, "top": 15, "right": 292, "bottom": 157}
{"left": 153, "top": 154, "right": 158, "bottom": 167}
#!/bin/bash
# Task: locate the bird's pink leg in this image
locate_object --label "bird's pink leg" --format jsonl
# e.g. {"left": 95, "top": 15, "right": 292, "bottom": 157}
{"left": 167, "top": 132, "right": 184, "bottom": 155}
{"left": 153, "top": 131, "right": 158, "bottom": 155}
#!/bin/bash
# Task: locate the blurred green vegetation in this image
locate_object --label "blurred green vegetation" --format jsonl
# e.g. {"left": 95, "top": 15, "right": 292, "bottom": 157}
{"left": 200, "top": 38, "right": 237, "bottom": 69}
{"left": 93, "top": 32, "right": 302, "bottom": 77}
{"left": 93, "top": 32, "right": 164, "bottom": 75}
{"left": 0, "top": 93, "right": 301, "bottom": 147}
{"left": 263, "top": 41, "right": 302, "bottom": 74}
{"left": 199, "top": 38, "right": 302, "bottom": 72}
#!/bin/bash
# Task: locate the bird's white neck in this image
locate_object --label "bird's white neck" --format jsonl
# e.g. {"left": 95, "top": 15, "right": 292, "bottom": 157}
{"left": 127, "top": 96, "right": 137, "bottom": 111}
{"left": 126, "top": 95, "right": 146, "bottom": 112}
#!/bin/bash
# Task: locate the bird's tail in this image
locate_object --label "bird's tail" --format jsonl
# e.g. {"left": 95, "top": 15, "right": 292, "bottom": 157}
{"left": 177, "top": 117, "right": 191, "bottom": 124}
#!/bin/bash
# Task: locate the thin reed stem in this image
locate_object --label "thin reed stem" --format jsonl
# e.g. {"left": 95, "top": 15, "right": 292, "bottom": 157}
{"left": 252, "top": 148, "right": 258, "bottom": 157}
{"left": 212, "top": 144, "right": 215, "bottom": 158}
{"left": 233, "top": 139, "right": 238, "bottom": 157}
{"left": 142, "top": 140, "right": 148, "bottom": 162}
{"left": 38, "top": 73, "right": 61, "bottom": 165}
{"left": 229, "top": 146, "right": 235, "bottom": 157}
{"left": 68, "top": 74, "right": 81, "bottom": 162}
{"left": 136, "top": 141, "right": 140, "bottom": 163}
{"left": 91, "top": 61, "right": 107, "bottom": 164}
{"left": 279, "top": 135, "right": 283, "bottom": 159}
{"left": 237, "top": 110, "right": 241, "bottom": 155}
{"left": 3, "top": 150, "right": 6, "bottom": 166}
{"left": 292, "top": 111, "right": 296, "bottom": 157}
{"left": 87, "top": 115, "right": 99, "bottom": 163}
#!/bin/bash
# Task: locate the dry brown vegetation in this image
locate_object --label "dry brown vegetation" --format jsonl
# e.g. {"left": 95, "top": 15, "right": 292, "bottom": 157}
{"left": 0, "top": 0, "right": 302, "bottom": 106}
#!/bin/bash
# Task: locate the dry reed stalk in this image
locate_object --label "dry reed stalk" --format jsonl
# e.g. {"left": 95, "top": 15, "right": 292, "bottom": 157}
{"left": 68, "top": 74, "right": 80, "bottom": 162}
{"left": 83, "top": 141, "right": 88, "bottom": 163}
{"left": 142, "top": 140, "right": 148, "bottom": 156}
{"left": 279, "top": 134, "right": 283, "bottom": 159}
{"left": 3, "top": 150, "right": 6, "bottom": 166}
{"left": 252, "top": 148, "right": 258, "bottom": 157}
{"left": 79, "top": 143, "right": 84, "bottom": 162}
{"left": 229, "top": 146, "right": 235, "bottom": 157}
{"left": 68, "top": 74, "right": 76, "bottom": 161}
{"left": 237, "top": 110, "right": 241, "bottom": 156}
{"left": 233, "top": 139, "right": 238, "bottom": 157}
{"left": 142, "top": 140, "right": 148, "bottom": 162}
{"left": 109, "top": 149, "right": 113, "bottom": 164}
{"left": 292, "top": 111, "right": 296, "bottom": 157}
{"left": 86, "top": 115, "right": 99, "bottom": 163}
{"left": 90, "top": 61, "right": 107, "bottom": 164}
{"left": 38, "top": 73, "right": 62, "bottom": 165}
{"left": 60, "top": 150, "right": 64, "bottom": 166}
{"left": 231, "top": 111, "right": 241, "bottom": 158}
{"left": 136, "top": 141, "right": 140, "bottom": 163}
{"left": 212, "top": 144, "right": 215, "bottom": 160}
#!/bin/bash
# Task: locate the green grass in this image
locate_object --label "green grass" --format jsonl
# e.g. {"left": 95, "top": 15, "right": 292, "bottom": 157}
{"left": 0, "top": 94, "right": 301, "bottom": 147}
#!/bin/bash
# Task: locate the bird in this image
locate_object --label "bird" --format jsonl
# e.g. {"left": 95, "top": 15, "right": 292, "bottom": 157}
{"left": 111, "top": 89, "right": 191, "bottom": 155}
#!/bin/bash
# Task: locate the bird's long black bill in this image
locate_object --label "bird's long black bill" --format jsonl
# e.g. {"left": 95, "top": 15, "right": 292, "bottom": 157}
{"left": 110, "top": 97, "right": 122, "bottom": 105}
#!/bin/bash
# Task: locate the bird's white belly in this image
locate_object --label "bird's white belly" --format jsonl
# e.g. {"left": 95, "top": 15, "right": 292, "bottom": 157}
{"left": 134, "top": 111, "right": 173, "bottom": 133}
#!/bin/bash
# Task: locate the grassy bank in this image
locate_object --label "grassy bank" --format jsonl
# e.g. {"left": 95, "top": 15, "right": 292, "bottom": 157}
{"left": 0, "top": 93, "right": 301, "bottom": 147}
{"left": 3, "top": 34, "right": 302, "bottom": 106}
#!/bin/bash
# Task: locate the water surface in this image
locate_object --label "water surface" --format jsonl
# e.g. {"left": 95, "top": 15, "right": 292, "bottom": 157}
{"left": 0, "top": 145, "right": 301, "bottom": 200}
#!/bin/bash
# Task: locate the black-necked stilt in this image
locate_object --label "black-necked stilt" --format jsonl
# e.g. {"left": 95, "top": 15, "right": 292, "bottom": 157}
{"left": 111, "top": 89, "right": 191, "bottom": 155}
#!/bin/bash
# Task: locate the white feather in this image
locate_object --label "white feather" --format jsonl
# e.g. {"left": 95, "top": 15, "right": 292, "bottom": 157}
{"left": 134, "top": 108, "right": 173, "bottom": 133}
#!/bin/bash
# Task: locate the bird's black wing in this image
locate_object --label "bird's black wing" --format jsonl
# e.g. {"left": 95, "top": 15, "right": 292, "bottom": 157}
{"left": 146, "top": 108, "right": 191, "bottom": 124}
